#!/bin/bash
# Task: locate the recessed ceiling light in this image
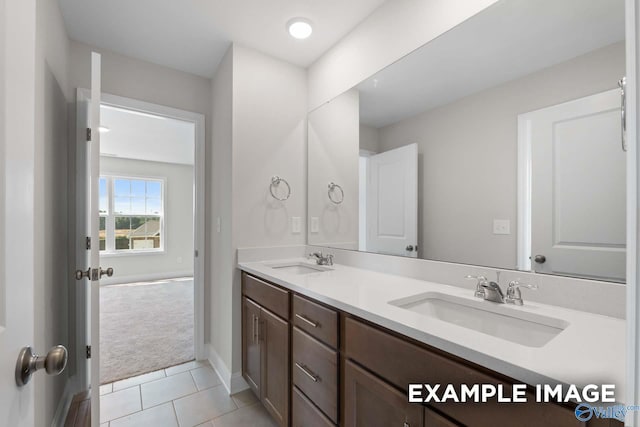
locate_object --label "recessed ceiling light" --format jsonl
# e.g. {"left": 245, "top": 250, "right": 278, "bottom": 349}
{"left": 99, "top": 126, "right": 110, "bottom": 133}
{"left": 287, "top": 18, "right": 313, "bottom": 40}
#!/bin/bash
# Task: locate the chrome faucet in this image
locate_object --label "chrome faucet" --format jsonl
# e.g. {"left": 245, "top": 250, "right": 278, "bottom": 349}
{"left": 308, "top": 251, "right": 334, "bottom": 266}
{"left": 467, "top": 274, "right": 537, "bottom": 305}
{"left": 480, "top": 281, "right": 506, "bottom": 304}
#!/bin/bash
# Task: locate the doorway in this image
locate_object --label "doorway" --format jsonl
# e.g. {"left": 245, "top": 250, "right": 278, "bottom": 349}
{"left": 75, "top": 91, "right": 206, "bottom": 390}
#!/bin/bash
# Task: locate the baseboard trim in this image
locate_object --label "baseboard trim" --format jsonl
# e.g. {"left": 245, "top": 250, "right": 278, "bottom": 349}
{"left": 230, "top": 372, "right": 249, "bottom": 394}
{"left": 207, "top": 344, "right": 248, "bottom": 395}
{"left": 100, "top": 270, "right": 193, "bottom": 286}
{"left": 51, "top": 377, "right": 74, "bottom": 427}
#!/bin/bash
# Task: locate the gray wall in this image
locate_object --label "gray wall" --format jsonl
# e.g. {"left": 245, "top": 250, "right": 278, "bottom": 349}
{"left": 308, "top": 89, "right": 360, "bottom": 248}
{"left": 230, "top": 44, "right": 307, "bottom": 374}
{"left": 307, "top": 0, "right": 499, "bottom": 110}
{"left": 359, "top": 124, "right": 380, "bottom": 153}
{"left": 378, "top": 42, "right": 625, "bottom": 269}
{"left": 209, "top": 45, "right": 233, "bottom": 375}
{"left": 99, "top": 156, "right": 194, "bottom": 283}
{"left": 208, "top": 44, "right": 307, "bottom": 382}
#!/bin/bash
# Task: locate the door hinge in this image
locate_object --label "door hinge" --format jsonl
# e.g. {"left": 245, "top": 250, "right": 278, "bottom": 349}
{"left": 86, "top": 127, "right": 92, "bottom": 141}
{"left": 86, "top": 345, "right": 91, "bottom": 359}
{"left": 194, "top": 250, "right": 199, "bottom": 258}
{"left": 86, "top": 236, "right": 91, "bottom": 250}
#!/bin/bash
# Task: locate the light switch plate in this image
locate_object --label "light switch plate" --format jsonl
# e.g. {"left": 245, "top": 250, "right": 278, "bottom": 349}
{"left": 292, "top": 217, "right": 301, "bottom": 234}
{"left": 311, "top": 217, "right": 319, "bottom": 233}
{"left": 216, "top": 217, "right": 221, "bottom": 233}
{"left": 493, "top": 219, "right": 511, "bottom": 235}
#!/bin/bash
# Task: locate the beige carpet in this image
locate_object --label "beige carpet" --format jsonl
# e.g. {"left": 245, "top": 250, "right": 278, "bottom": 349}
{"left": 99, "top": 278, "right": 194, "bottom": 384}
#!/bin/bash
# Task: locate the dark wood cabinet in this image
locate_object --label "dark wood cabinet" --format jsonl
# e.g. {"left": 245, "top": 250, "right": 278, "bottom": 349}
{"left": 344, "top": 359, "right": 423, "bottom": 427}
{"left": 242, "top": 297, "right": 262, "bottom": 396}
{"left": 241, "top": 274, "right": 290, "bottom": 427}
{"left": 292, "top": 327, "right": 339, "bottom": 423}
{"left": 261, "top": 307, "right": 290, "bottom": 426}
{"left": 242, "top": 272, "right": 621, "bottom": 427}
{"left": 292, "top": 386, "right": 335, "bottom": 427}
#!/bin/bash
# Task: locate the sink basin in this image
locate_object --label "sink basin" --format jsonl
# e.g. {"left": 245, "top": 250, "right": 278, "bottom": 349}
{"left": 267, "top": 262, "right": 332, "bottom": 275}
{"left": 388, "top": 292, "right": 568, "bottom": 347}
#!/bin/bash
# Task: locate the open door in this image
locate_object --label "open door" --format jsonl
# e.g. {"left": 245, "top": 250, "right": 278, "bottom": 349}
{"left": 0, "top": 1, "right": 36, "bottom": 424}
{"left": 523, "top": 88, "right": 626, "bottom": 282}
{"left": 366, "top": 143, "right": 418, "bottom": 257}
{"left": 75, "top": 52, "right": 107, "bottom": 426}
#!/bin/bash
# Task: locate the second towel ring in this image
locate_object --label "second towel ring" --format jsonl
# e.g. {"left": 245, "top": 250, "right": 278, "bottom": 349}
{"left": 328, "top": 182, "right": 344, "bottom": 204}
{"left": 270, "top": 176, "right": 291, "bottom": 201}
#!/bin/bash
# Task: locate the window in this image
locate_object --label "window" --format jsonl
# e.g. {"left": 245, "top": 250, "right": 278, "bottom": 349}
{"left": 99, "top": 176, "right": 164, "bottom": 253}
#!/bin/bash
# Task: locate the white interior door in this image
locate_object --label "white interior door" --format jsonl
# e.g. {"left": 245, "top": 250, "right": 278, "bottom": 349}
{"left": 366, "top": 143, "right": 418, "bottom": 257}
{"left": 525, "top": 88, "right": 626, "bottom": 282}
{"left": 89, "top": 51, "right": 102, "bottom": 427}
{"left": 0, "top": 0, "right": 36, "bottom": 423}
{"left": 76, "top": 52, "right": 102, "bottom": 426}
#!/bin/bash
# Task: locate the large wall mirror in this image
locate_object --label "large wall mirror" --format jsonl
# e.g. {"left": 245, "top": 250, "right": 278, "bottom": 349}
{"left": 307, "top": 0, "right": 627, "bottom": 283}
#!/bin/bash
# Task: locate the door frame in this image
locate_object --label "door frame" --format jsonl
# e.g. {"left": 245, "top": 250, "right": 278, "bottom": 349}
{"left": 74, "top": 90, "right": 207, "bottom": 389}
{"left": 627, "top": 0, "right": 639, "bottom": 425}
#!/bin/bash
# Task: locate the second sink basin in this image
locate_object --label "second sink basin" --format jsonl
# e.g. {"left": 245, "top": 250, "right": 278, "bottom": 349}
{"left": 267, "top": 261, "right": 332, "bottom": 275}
{"left": 388, "top": 292, "right": 569, "bottom": 347}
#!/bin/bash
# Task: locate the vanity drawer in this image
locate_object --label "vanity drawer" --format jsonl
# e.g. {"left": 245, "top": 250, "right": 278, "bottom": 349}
{"left": 344, "top": 317, "right": 583, "bottom": 427}
{"left": 292, "top": 327, "right": 338, "bottom": 423}
{"left": 242, "top": 273, "right": 289, "bottom": 320}
{"left": 293, "top": 295, "right": 338, "bottom": 348}
{"left": 292, "top": 386, "right": 335, "bottom": 427}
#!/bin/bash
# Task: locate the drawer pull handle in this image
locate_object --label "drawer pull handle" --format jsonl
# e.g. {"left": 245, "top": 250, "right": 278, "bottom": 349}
{"left": 295, "top": 362, "right": 318, "bottom": 382}
{"left": 295, "top": 313, "right": 318, "bottom": 328}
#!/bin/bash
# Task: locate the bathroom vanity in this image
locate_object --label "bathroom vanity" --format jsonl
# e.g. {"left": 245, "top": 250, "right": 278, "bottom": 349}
{"left": 239, "top": 259, "right": 624, "bottom": 427}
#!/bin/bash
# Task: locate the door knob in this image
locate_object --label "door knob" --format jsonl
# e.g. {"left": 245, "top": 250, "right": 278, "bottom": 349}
{"left": 75, "top": 267, "right": 114, "bottom": 280}
{"left": 534, "top": 255, "right": 546, "bottom": 264}
{"left": 100, "top": 267, "right": 114, "bottom": 278}
{"left": 15, "top": 345, "right": 68, "bottom": 386}
{"left": 406, "top": 245, "right": 414, "bottom": 252}
{"left": 74, "top": 268, "right": 90, "bottom": 280}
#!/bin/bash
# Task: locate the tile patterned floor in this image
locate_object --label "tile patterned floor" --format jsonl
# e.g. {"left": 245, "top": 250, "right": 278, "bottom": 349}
{"left": 99, "top": 360, "right": 277, "bottom": 427}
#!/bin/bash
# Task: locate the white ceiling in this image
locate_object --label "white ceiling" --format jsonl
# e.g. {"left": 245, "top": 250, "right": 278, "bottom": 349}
{"left": 100, "top": 105, "right": 195, "bottom": 165}
{"left": 358, "top": 0, "right": 625, "bottom": 128}
{"left": 58, "top": 0, "right": 386, "bottom": 77}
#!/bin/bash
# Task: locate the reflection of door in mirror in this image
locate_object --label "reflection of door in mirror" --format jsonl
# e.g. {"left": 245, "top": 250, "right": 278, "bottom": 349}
{"left": 363, "top": 144, "right": 418, "bottom": 257}
{"left": 519, "top": 89, "right": 626, "bottom": 282}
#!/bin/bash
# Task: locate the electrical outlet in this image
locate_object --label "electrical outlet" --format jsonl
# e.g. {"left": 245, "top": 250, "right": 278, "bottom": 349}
{"left": 310, "top": 217, "right": 319, "bottom": 233}
{"left": 493, "top": 219, "right": 511, "bottom": 235}
{"left": 292, "top": 217, "right": 301, "bottom": 234}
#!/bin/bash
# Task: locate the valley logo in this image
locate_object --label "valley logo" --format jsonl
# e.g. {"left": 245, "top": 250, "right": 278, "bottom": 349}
{"left": 574, "top": 404, "right": 640, "bottom": 422}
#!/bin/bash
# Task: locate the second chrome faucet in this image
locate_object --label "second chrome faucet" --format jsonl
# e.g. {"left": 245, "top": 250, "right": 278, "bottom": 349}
{"left": 465, "top": 273, "right": 537, "bottom": 305}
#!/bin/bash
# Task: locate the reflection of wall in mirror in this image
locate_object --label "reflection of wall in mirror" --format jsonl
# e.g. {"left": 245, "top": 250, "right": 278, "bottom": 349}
{"left": 308, "top": 89, "right": 360, "bottom": 248}
{"left": 368, "top": 42, "right": 624, "bottom": 270}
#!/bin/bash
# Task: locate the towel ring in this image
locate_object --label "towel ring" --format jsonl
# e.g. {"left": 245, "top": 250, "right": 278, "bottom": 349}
{"left": 328, "top": 182, "right": 344, "bottom": 204}
{"left": 270, "top": 176, "right": 291, "bottom": 201}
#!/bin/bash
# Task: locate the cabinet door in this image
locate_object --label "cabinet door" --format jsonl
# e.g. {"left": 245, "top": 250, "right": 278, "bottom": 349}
{"left": 242, "top": 297, "right": 262, "bottom": 396}
{"left": 261, "top": 307, "right": 290, "bottom": 427}
{"left": 424, "top": 407, "right": 461, "bottom": 427}
{"left": 344, "top": 360, "right": 423, "bottom": 427}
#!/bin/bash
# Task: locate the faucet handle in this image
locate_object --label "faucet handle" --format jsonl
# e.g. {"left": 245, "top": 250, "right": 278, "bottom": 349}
{"left": 505, "top": 280, "right": 537, "bottom": 305}
{"left": 507, "top": 280, "right": 538, "bottom": 291}
{"left": 465, "top": 275, "right": 487, "bottom": 298}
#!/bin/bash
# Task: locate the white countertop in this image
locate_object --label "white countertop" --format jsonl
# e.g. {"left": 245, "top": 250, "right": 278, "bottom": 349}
{"left": 238, "top": 258, "right": 625, "bottom": 400}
